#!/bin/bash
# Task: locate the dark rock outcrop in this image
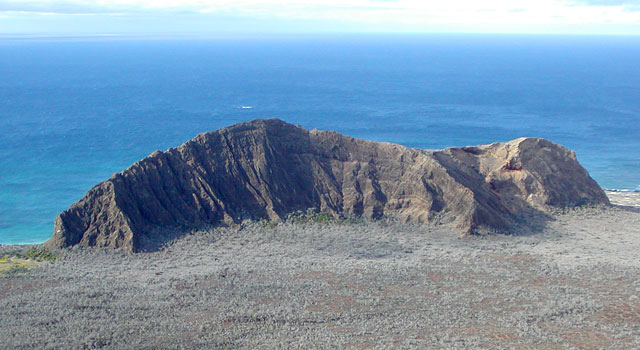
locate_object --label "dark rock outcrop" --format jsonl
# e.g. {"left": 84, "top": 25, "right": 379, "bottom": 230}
{"left": 46, "top": 119, "right": 609, "bottom": 252}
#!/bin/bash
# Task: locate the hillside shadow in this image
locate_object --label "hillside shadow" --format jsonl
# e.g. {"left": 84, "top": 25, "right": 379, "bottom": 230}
{"left": 134, "top": 227, "right": 190, "bottom": 252}
{"left": 611, "top": 204, "right": 640, "bottom": 213}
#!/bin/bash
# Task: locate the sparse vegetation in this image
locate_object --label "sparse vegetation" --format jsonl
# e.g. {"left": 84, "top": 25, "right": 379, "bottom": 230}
{"left": 2, "top": 263, "right": 32, "bottom": 276}
{"left": 259, "top": 219, "right": 278, "bottom": 229}
{"left": 258, "top": 210, "right": 366, "bottom": 228}
{"left": 1, "top": 204, "right": 639, "bottom": 349}
{"left": 0, "top": 255, "right": 38, "bottom": 277}
{"left": 0, "top": 247, "right": 58, "bottom": 277}
{"left": 284, "top": 209, "right": 366, "bottom": 226}
{"left": 23, "top": 247, "right": 59, "bottom": 261}
{"left": 290, "top": 211, "right": 336, "bottom": 225}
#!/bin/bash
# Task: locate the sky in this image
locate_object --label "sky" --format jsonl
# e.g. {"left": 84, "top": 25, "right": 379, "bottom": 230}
{"left": 1, "top": 0, "right": 640, "bottom": 36}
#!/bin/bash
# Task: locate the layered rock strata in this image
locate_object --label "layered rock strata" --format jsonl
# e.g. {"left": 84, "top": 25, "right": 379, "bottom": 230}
{"left": 46, "top": 119, "right": 609, "bottom": 252}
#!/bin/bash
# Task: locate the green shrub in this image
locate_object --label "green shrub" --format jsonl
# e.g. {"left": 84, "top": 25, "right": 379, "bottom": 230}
{"left": 260, "top": 220, "right": 278, "bottom": 229}
{"left": 23, "top": 248, "right": 58, "bottom": 262}
{"left": 308, "top": 212, "right": 335, "bottom": 224}
{"left": 259, "top": 210, "right": 365, "bottom": 228}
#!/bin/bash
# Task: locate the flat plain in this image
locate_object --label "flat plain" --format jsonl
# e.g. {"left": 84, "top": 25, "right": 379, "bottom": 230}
{"left": 1, "top": 191, "right": 639, "bottom": 349}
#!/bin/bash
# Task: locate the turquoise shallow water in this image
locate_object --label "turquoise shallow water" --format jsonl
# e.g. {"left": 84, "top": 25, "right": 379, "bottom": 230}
{"left": 1, "top": 34, "right": 639, "bottom": 244}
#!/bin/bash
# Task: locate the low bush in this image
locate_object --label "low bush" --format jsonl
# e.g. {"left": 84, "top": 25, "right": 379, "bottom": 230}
{"left": 23, "top": 247, "right": 59, "bottom": 262}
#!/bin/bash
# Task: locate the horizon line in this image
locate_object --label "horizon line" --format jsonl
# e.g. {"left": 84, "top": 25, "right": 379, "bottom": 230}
{"left": 2, "top": 31, "right": 640, "bottom": 40}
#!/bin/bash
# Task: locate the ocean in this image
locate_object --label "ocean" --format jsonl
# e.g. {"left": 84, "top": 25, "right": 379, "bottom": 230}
{"left": 1, "top": 34, "right": 639, "bottom": 244}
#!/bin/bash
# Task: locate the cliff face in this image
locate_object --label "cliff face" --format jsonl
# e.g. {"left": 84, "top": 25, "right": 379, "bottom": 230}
{"left": 46, "top": 119, "right": 609, "bottom": 252}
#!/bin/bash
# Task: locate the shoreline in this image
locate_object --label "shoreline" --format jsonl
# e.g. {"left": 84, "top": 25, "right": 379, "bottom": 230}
{"left": 605, "top": 190, "right": 640, "bottom": 209}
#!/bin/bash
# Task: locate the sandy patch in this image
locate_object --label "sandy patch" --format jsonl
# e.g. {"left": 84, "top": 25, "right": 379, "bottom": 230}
{"left": 606, "top": 190, "right": 640, "bottom": 208}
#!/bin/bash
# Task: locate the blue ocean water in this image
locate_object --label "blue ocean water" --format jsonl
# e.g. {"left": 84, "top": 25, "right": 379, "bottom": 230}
{"left": 1, "top": 34, "right": 639, "bottom": 244}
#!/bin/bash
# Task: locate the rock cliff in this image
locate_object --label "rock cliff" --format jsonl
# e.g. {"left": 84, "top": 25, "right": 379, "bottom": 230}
{"left": 46, "top": 119, "right": 609, "bottom": 252}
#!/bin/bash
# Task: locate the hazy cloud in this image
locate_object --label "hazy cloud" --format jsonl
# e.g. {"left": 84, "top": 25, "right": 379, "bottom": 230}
{"left": 0, "top": 0, "right": 558, "bottom": 16}
{"left": 0, "top": 0, "right": 394, "bottom": 15}
{"left": 2, "top": 0, "right": 640, "bottom": 35}
{"left": 0, "top": 0, "right": 221, "bottom": 15}
{"left": 568, "top": 0, "right": 640, "bottom": 11}
{"left": 0, "top": 0, "right": 141, "bottom": 14}
{"left": 570, "top": 0, "right": 640, "bottom": 5}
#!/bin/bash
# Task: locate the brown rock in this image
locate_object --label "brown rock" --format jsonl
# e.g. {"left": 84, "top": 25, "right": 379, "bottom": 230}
{"left": 45, "top": 119, "right": 609, "bottom": 252}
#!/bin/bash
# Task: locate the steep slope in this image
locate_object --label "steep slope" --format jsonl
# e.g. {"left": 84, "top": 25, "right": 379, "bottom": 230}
{"left": 46, "top": 119, "right": 609, "bottom": 252}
